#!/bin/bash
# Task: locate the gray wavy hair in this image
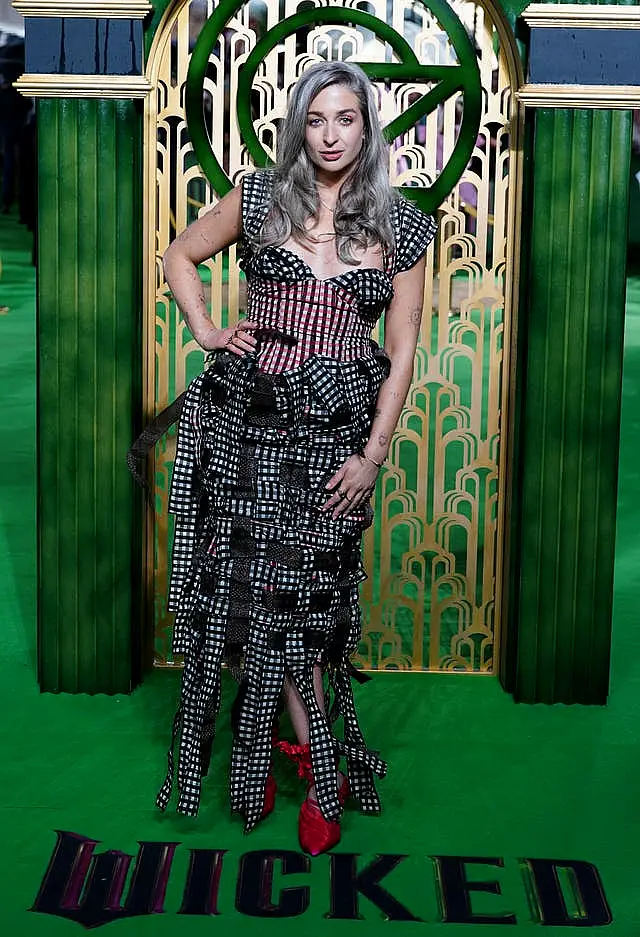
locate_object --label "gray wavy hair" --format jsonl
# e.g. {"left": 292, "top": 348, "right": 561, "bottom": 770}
{"left": 255, "top": 61, "right": 397, "bottom": 264}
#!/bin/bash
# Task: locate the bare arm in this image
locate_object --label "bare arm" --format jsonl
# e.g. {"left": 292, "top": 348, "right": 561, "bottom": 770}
{"left": 324, "top": 256, "right": 427, "bottom": 516}
{"left": 363, "top": 257, "right": 426, "bottom": 464}
{"left": 163, "top": 185, "right": 256, "bottom": 353}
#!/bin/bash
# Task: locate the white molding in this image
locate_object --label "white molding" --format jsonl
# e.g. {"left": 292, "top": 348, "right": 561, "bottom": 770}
{"left": 14, "top": 73, "right": 152, "bottom": 97}
{"left": 516, "top": 83, "right": 640, "bottom": 108}
{"left": 12, "top": 0, "right": 152, "bottom": 18}
{"left": 522, "top": 3, "right": 640, "bottom": 30}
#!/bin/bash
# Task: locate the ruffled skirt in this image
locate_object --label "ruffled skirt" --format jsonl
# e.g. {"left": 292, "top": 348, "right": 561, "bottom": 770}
{"left": 157, "top": 346, "right": 390, "bottom": 830}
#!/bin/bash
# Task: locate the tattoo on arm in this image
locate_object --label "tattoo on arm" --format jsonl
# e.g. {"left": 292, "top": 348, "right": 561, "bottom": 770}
{"left": 409, "top": 306, "right": 422, "bottom": 326}
{"left": 377, "top": 432, "right": 388, "bottom": 447}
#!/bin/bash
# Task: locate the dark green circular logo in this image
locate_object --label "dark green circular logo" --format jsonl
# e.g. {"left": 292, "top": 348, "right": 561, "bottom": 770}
{"left": 186, "top": 0, "right": 482, "bottom": 213}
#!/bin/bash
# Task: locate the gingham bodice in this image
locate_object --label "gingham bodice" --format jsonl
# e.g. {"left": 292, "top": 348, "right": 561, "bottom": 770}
{"left": 240, "top": 171, "right": 437, "bottom": 374}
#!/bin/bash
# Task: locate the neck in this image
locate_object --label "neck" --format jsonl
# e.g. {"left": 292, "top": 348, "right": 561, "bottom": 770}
{"left": 314, "top": 165, "right": 354, "bottom": 191}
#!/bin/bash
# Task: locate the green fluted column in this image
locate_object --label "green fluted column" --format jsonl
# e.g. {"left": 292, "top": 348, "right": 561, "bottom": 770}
{"left": 37, "top": 99, "right": 142, "bottom": 693}
{"left": 501, "top": 108, "right": 631, "bottom": 704}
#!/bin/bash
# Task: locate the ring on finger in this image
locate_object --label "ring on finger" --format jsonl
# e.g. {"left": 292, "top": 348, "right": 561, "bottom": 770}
{"left": 343, "top": 492, "right": 353, "bottom": 501}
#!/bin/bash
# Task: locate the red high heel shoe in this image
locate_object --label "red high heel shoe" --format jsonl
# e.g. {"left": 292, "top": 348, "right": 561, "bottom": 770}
{"left": 276, "top": 740, "right": 348, "bottom": 856}
{"left": 261, "top": 773, "right": 277, "bottom": 819}
{"left": 298, "top": 775, "right": 349, "bottom": 856}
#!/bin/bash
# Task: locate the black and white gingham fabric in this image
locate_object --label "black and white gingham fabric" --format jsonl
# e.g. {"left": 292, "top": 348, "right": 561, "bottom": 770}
{"left": 391, "top": 195, "right": 438, "bottom": 275}
{"left": 158, "top": 172, "right": 437, "bottom": 829}
{"left": 240, "top": 170, "right": 437, "bottom": 281}
{"left": 240, "top": 171, "right": 437, "bottom": 372}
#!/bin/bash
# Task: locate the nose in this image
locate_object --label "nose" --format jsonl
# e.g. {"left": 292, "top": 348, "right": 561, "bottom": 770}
{"left": 323, "top": 122, "right": 338, "bottom": 146}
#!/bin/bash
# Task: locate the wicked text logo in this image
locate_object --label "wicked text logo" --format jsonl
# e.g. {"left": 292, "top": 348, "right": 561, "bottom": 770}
{"left": 30, "top": 831, "right": 613, "bottom": 928}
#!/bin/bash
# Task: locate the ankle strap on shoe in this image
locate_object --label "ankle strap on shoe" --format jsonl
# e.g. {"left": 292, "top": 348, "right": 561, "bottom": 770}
{"left": 275, "top": 740, "right": 312, "bottom": 781}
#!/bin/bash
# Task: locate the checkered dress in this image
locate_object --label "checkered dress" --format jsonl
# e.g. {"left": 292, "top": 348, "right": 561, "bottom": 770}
{"left": 157, "top": 171, "right": 437, "bottom": 830}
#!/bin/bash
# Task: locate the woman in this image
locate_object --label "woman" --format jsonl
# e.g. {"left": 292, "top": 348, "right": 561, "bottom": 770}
{"left": 157, "top": 60, "right": 437, "bottom": 855}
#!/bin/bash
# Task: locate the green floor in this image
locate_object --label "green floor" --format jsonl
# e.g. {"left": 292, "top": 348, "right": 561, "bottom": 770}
{"left": 1, "top": 207, "right": 640, "bottom": 934}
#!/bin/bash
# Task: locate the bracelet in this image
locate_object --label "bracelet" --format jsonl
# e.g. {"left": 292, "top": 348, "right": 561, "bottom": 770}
{"left": 358, "top": 450, "right": 384, "bottom": 469}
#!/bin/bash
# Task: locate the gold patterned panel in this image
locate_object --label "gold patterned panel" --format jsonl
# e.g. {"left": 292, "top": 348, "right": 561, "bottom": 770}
{"left": 143, "top": 0, "right": 522, "bottom": 670}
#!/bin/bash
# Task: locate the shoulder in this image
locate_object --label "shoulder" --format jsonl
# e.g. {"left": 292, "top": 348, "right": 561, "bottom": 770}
{"left": 391, "top": 197, "right": 438, "bottom": 275}
{"left": 241, "top": 168, "right": 275, "bottom": 202}
{"left": 241, "top": 169, "right": 276, "bottom": 237}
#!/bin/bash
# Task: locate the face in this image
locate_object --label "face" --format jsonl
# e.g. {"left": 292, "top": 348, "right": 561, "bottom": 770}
{"left": 304, "top": 84, "right": 365, "bottom": 181}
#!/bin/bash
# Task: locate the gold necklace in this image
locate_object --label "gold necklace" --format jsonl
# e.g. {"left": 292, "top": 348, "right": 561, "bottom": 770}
{"left": 318, "top": 193, "right": 336, "bottom": 213}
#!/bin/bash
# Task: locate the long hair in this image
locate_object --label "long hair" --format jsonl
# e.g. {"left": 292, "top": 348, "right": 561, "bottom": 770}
{"left": 255, "top": 61, "right": 397, "bottom": 264}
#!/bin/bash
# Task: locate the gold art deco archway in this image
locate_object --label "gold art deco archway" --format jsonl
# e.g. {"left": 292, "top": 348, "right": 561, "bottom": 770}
{"left": 142, "top": 0, "right": 524, "bottom": 672}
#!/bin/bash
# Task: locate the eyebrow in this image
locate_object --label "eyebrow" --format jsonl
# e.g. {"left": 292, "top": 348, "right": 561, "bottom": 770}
{"left": 307, "top": 108, "right": 358, "bottom": 117}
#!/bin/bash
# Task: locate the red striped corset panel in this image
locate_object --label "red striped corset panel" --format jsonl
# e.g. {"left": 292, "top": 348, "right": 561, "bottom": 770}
{"left": 243, "top": 245, "right": 394, "bottom": 375}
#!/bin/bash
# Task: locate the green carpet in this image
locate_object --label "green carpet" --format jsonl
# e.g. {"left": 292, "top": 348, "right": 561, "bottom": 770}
{"left": 1, "top": 207, "right": 639, "bottom": 933}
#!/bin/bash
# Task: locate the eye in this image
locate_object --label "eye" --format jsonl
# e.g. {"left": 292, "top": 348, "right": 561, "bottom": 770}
{"left": 307, "top": 118, "right": 322, "bottom": 127}
{"left": 340, "top": 116, "right": 354, "bottom": 125}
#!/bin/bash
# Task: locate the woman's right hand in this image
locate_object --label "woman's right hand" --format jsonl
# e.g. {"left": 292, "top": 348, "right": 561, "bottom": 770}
{"left": 199, "top": 320, "right": 259, "bottom": 355}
